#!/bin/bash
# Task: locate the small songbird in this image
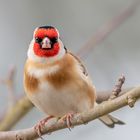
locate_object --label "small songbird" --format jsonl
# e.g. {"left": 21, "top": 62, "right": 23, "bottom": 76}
{"left": 24, "top": 26, "right": 124, "bottom": 136}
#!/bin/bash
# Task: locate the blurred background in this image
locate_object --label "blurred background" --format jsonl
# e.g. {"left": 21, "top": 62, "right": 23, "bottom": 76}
{"left": 0, "top": 0, "right": 140, "bottom": 140}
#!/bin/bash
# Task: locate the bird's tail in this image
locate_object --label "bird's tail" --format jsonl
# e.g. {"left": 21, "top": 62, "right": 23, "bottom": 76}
{"left": 95, "top": 102, "right": 125, "bottom": 128}
{"left": 98, "top": 114, "right": 125, "bottom": 128}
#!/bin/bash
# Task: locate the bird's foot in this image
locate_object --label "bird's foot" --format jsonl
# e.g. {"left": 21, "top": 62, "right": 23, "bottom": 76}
{"left": 59, "top": 112, "right": 74, "bottom": 130}
{"left": 34, "top": 115, "right": 54, "bottom": 139}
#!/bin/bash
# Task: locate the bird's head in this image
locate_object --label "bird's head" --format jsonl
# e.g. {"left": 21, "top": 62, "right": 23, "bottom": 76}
{"left": 28, "top": 26, "right": 66, "bottom": 63}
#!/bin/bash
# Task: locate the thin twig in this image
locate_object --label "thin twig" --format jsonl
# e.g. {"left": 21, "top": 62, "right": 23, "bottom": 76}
{"left": 6, "top": 65, "right": 17, "bottom": 109}
{"left": 109, "top": 75, "right": 125, "bottom": 100}
{"left": 96, "top": 87, "right": 133, "bottom": 103}
{"left": 0, "top": 65, "right": 17, "bottom": 109}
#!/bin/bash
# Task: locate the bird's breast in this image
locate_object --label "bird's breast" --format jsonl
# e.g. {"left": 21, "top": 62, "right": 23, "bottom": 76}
{"left": 27, "top": 79, "right": 94, "bottom": 117}
{"left": 24, "top": 54, "right": 95, "bottom": 117}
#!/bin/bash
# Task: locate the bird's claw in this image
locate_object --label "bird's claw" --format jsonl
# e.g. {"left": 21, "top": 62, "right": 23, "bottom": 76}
{"left": 59, "top": 112, "right": 74, "bottom": 130}
{"left": 34, "top": 115, "right": 54, "bottom": 139}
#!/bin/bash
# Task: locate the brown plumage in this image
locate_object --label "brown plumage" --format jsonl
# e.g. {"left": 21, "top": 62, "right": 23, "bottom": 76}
{"left": 24, "top": 52, "right": 95, "bottom": 115}
{"left": 24, "top": 26, "right": 125, "bottom": 135}
{"left": 24, "top": 68, "right": 39, "bottom": 94}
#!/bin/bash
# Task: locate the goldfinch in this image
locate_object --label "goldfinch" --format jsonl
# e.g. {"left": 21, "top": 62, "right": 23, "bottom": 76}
{"left": 24, "top": 26, "right": 124, "bottom": 136}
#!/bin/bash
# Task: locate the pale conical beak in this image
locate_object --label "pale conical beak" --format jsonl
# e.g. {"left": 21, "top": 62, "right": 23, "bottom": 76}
{"left": 41, "top": 37, "right": 51, "bottom": 49}
{"left": 42, "top": 43, "right": 51, "bottom": 49}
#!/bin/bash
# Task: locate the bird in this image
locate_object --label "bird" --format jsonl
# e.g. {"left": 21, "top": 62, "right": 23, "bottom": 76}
{"left": 24, "top": 25, "right": 124, "bottom": 136}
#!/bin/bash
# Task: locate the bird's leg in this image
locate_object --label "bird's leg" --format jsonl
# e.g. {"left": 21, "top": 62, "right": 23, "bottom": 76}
{"left": 34, "top": 115, "right": 54, "bottom": 138}
{"left": 59, "top": 112, "right": 74, "bottom": 130}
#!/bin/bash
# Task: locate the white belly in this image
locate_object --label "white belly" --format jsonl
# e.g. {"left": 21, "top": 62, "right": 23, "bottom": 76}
{"left": 28, "top": 81, "right": 92, "bottom": 117}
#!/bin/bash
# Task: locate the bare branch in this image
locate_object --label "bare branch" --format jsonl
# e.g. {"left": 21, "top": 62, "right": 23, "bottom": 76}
{"left": 109, "top": 75, "right": 125, "bottom": 100}
{"left": 0, "top": 86, "right": 140, "bottom": 140}
{"left": 0, "top": 87, "right": 133, "bottom": 131}
{"left": 0, "top": 97, "right": 33, "bottom": 131}
{"left": 96, "top": 87, "right": 133, "bottom": 103}
{"left": 0, "top": 65, "right": 17, "bottom": 109}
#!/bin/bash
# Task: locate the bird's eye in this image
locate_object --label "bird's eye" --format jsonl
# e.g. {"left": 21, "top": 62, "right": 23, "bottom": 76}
{"left": 35, "top": 37, "right": 42, "bottom": 43}
{"left": 51, "top": 38, "right": 58, "bottom": 43}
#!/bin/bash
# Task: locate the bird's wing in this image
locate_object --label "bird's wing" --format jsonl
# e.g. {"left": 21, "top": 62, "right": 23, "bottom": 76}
{"left": 68, "top": 52, "right": 88, "bottom": 76}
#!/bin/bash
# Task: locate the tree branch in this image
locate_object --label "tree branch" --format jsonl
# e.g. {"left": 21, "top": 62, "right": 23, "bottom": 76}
{"left": 0, "top": 86, "right": 140, "bottom": 140}
{"left": 96, "top": 87, "right": 133, "bottom": 103}
{"left": 0, "top": 87, "right": 132, "bottom": 131}
{"left": 0, "top": 97, "right": 33, "bottom": 131}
